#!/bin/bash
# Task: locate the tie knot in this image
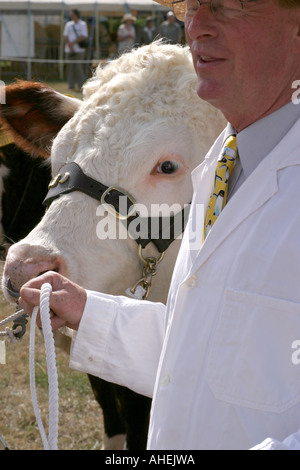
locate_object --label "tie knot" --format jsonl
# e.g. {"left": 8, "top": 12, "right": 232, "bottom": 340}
{"left": 218, "top": 135, "right": 238, "bottom": 166}
{"left": 225, "top": 134, "right": 237, "bottom": 151}
{"left": 204, "top": 134, "right": 238, "bottom": 239}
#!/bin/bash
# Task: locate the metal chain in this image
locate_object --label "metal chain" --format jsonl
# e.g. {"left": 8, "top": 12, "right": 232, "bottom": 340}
{"left": 129, "top": 246, "right": 165, "bottom": 300}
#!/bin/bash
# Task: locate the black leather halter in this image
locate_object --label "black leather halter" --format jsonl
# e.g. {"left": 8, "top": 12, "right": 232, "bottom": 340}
{"left": 43, "top": 162, "right": 190, "bottom": 253}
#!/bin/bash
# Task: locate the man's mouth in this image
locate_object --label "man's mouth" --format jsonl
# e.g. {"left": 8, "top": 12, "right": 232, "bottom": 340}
{"left": 199, "top": 55, "right": 223, "bottom": 63}
{"left": 200, "top": 56, "right": 216, "bottom": 62}
{"left": 196, "top": 54, "right": 227, "bottom": 69}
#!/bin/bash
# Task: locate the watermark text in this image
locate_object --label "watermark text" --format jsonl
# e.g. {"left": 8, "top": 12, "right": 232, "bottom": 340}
{"left": 291, "top": 80, "right": 300, "bottom": 105}
{"left": 95, "top": 200, "right": 204, "bottom": 251}
{"left": 291, "top": 339, "right": 300, "bottom": 365}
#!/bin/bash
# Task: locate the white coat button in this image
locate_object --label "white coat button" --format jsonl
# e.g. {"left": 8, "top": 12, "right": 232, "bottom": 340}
{"left": 185, "top": 275, "right": 197, "bottom": 288}
{"left": 88, "top": 356, "right": 93, "bottom": 362}
{"left": 161, "top": 374, "right": 170, "bottom": 387}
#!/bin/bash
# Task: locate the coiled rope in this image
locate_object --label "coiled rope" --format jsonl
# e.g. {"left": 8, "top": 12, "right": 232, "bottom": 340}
{"left": 29, "top": 283, "right": 59, "bottom": 450}
{"left": 0, "top": 283, "right": 59, "bottom": 449}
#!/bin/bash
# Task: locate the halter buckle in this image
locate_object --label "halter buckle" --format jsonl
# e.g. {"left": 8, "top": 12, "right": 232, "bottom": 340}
{"left": 100, "top": 186, "right": 136, "bottom": 220}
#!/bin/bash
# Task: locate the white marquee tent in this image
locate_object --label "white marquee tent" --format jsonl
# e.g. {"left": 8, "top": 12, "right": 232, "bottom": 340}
{"left": 0, "top": 0, "right": 169, "bottom": 78}
{"left": 0, "top": 0, "right": 167, "bottom": 12}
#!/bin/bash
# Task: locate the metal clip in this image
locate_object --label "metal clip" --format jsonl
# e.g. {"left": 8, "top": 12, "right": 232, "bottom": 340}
{"left": 12, "top": 312, "right": 28, "bottom": 339}
{"left": 130, "top": 277, "right": 151, "bottom": 300}
{"left": 130, "top": 246, "right": 165, "bottom": 300}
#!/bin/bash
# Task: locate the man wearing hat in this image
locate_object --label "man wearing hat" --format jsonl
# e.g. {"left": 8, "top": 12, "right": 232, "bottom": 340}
{"left": 157, "top": 10, "right": 182, "bottom": 44}
{"left": 117, "top": 13, "right": 137, "bottom": 56}
{"left": 20, "top": 0, "right": 300, "bottom": 450}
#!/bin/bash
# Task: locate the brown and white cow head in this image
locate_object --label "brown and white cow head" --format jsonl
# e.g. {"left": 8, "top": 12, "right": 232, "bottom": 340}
{"left": 2, "top": 42, "right": 225, "bottom": 304}
{"left": 0, "top": 80, "right": 81, "bottom": 250}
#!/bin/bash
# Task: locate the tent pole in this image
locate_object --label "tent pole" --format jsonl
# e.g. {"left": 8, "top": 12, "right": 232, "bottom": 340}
{"left": 95, "top": 2, "right": 99, "bottom": 60}
{"left": 27, "top": 0, "right": 32, "bottom": 80}
{"left": 59, "top": 7, "right": 64, "bottom": 80}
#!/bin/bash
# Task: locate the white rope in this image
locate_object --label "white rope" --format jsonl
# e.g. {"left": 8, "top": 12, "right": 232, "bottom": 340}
{"left": 29, "top": 283, "right": 59, "bottom": 450}
{"left": 2, "top": 326, "right": 21, "bottom": 343}
{"left": 125, "top": 285, "right": 146, "bottom": 300}
{"left": 0, "top": 309, "right": 25, "bottom": 328}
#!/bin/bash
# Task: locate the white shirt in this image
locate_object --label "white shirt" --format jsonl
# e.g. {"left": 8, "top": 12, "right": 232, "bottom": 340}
{"left": 70, "top": 102, "right": 300, "bottom": 449}
{"left": 228, "top": 100, "right": 300, "bottom": 199}
{"left": 117, "top": 24, "right": 136, "bottom": 55}
{"left": 64, "top": 19, "right": 88, "bottom": 53}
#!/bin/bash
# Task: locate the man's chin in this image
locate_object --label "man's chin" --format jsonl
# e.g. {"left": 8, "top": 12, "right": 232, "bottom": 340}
{"left": 196, "top": 80, "right": 230, "bottom": 111}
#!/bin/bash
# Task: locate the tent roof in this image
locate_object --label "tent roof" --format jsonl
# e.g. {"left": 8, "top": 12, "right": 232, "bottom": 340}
{"left": 0, "top": 0, "right": 169, "bottom": 13}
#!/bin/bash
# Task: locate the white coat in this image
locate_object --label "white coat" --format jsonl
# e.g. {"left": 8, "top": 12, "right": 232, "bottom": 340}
{"left": 71, "top": 116, "right": 300, "bottom": 449}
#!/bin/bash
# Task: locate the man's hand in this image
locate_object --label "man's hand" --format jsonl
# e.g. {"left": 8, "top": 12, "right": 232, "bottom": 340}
{"left": 19, "top": 271, "right": 87, "bottom": 331}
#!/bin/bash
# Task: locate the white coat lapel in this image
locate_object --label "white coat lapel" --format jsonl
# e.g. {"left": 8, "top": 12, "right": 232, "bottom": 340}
{"left": 167, "top": 131, "right": 226, "bottom": 287}
{"left": 191, "top": 161, "right": 278, "bottom": 271}
{"left": 179, "top": 132, "right": 226, "bottom": 267}
{"left": 187, "top": 117, "right": 300, "bottom": 276}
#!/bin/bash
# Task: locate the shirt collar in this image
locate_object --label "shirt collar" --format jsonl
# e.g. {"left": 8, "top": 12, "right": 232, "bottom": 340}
{"left": 226, "top": 101, "right": 300, "bottom": 178}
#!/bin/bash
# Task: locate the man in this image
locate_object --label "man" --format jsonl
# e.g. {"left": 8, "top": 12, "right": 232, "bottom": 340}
{"left": 139, "top": 17, "right": 156, "bottom": 45}
{"left": 64, "top": 9, "right": 88, "bottom": 91}
{"left": 157, "top": 10, "right": 183, "bottom": 44}
{"left": 20, "top": 0, "right": 300, "bottom": 449}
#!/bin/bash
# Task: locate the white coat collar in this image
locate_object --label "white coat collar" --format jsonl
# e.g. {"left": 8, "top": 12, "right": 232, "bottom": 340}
{"left": 188, "top": 115, "right": 300, "bottom": 275}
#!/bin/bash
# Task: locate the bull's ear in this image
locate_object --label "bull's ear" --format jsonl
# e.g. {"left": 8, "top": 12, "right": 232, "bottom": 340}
{"left": 0, "top": 80, "right": 81, "bottom": 158}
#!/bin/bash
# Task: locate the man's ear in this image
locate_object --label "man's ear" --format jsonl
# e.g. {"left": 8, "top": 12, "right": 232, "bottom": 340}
{"left": 0, "top": 80, "right": 81, "bottom": 158}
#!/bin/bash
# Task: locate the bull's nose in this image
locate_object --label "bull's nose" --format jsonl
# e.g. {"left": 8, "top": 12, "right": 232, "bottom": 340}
{"left": 3, "top": 243, "right": 67, "bottom": 301}
{"left": 6, "top": 278, "right": 20, "bottom": 299}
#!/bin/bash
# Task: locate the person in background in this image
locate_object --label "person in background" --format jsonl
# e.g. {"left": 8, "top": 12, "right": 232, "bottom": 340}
{"left": 132, "top": 10, "right": 142, "bottom": 44}
{"left": 157, "top": 10, "right": 182, "bottom": 44}
{"left": 117, "top": 13, "right": 136, "bottom": 56}
{"left": 63, "top": 9, "right": 88, "bottom": 91}
{"left": 139, "top": 17, "right": 156, "bottom": 45}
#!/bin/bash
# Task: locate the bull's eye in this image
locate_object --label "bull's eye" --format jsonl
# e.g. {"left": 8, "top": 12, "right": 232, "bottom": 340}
{"left": 157, "top": 160, "right": 180, "bottom": 174}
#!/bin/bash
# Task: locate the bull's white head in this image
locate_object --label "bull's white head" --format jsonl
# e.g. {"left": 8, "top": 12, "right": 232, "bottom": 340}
{"left": 3, "top": 42, "right": 225, "bottom": 304}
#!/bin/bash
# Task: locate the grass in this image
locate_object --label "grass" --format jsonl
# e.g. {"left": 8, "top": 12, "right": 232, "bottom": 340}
{"left": 45, "top": 80, "right": 84, "bottom": 99}
{"left": 0, "top": 285, "right": 104, "bottom": 450}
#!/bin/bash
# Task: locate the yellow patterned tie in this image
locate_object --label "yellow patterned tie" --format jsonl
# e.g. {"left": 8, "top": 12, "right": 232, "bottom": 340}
{"left": 204, "top": 135, "right": 238, "bottom": 238}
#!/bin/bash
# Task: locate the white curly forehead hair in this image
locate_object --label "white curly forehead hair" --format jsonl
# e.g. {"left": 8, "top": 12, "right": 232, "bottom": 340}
{"left": 51, "top": 42, "right": 225, "bottom": 178}
{"left": 83, "top": 41, "right": 195, "bottom": 106}
{"left": 81, "top": 41, "right": 221, "bottom": 137}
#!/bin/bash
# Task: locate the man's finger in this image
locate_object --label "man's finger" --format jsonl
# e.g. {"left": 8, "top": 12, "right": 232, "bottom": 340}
{"left": 19, "top": 286, "right": 42, "bottom": 304}
{"left": 21, "top": 271, "right": 61, "bottom": 291}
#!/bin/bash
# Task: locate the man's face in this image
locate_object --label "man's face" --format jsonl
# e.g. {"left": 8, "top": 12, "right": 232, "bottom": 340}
{"left": 168, "top": 13, "right": 176, "bottom": 22}
{"left": 70, "top": 10, "right": 77, "bottom": 21}
{"left": 185, "top": 0, "right": 300, "bottom": 129}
